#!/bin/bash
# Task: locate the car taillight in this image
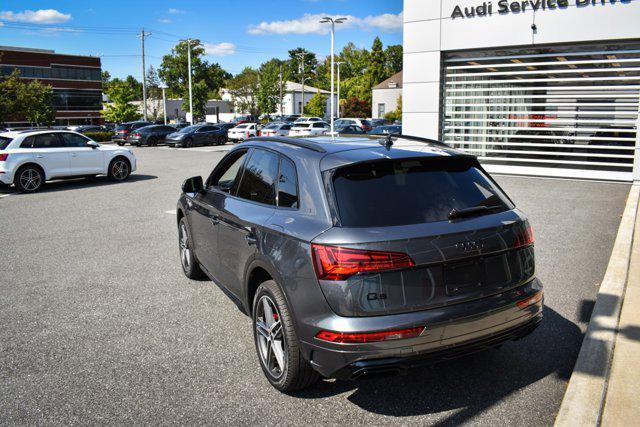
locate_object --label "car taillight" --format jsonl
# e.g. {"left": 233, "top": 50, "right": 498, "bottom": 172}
{"left": 133, "top": 132, "right": 141, "bottom": 138}
{"left": 517, "top": 290, "right": 543, "bottom": 309}
{"left": 0, "top": 153, "right": 8, "bottom": 161}
{"left": 311, "top": 244, "right": 415, "bottom": 281}
{"left": 246, "top": 131, "right": 250, "bottom": 138}
{"left": 514, "top": 223, "right": 535, "bottom": 248}
{"left": 315, "top": 326, "right": 425, "bottom": 343}
{"left": 258, "top": 130, "right": 262, "bottom": 136}
{"left": 122, "top": 129, "right": 129, "bottom": 134}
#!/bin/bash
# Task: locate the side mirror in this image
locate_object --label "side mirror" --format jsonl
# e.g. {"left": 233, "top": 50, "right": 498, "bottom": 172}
{"left": 87, "top": 140, "right": 99, "bottom": 149}
{"left": 182, "top": 176, "right": 204, "bottom": 194}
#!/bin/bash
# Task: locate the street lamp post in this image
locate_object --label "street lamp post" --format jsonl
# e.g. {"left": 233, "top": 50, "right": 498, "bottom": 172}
{"left": 160, "top": 86, "right": 167, "bottom": 125}
{"left": 180, "top": 38, "right": 199, "bottom": 125}
{"left": 320, "top": 17, "right": 346, "bottom": 134}
{"left": 335, "top": 61, "right": 344, "bottom": 119}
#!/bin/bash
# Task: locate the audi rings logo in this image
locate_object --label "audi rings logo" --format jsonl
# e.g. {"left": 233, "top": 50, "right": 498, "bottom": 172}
{"left": 455, "top": 240, "right": 484, "bottom": 253}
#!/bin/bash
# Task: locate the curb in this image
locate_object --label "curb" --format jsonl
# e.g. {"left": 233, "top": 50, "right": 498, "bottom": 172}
{"left": 555, "top": 184, "right": 640, "bottom": 426}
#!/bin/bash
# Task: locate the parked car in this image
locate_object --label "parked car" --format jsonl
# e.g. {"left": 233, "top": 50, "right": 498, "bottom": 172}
{"left": 126, "top": 125, "right": 178, "bottom": 147}
{"left": 112, "top": 121, "right": 153, "bottom": 145}
{"left": 234, "top": 115, "right": 259, "bottom": 125}
{"left": 282, "top": 115, "right": 301, "bottom": 123}
{"left": 75, "top": 125, "right": 107, "bottom": 134}
{"left": 259, "top": 122, "right": 292, "bottom": 137}
{"left": 171, "top": 122, "right": 190, "bottom": 130}
{"left": 289, "top": 121, "right": 329, "bottom": 137}
{"left": 228, "top": 123, "right": 259, "bottom": 142}
{"left": 0, "top": 130, "right": 136, "bottom": 192}
{"left": 369, "top": 118, "right": 386, "bottom": 128}
{"left": 103, "top": 123, "right": 116, "bottom": 132}
{"left": 166, "top": 124, "right": 228, "bottom": 148}
{"left": 334, "top": 118, "right": 372, "bottom": 132}
{"left": 214, "top": 122, "right": 237, "bottom": 136}
{"left": 176, "top": 134, "right": 541, "bottom": 391}
{"left": 369, "top": 125, "right": 402, "bottom": 135}
{"left": 294, "top": 117, "right": 323, "bottom": 124}
{"left": 335, "top": 124, "right": 366, "bottom": 135}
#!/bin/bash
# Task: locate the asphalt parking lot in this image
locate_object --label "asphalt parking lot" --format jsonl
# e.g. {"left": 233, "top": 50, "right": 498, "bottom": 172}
{"left": 0, "top": 145, "right": 631, "bottom": 425}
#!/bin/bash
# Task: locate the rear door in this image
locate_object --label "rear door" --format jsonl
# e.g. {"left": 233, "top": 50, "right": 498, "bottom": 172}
{"left": 215, "top": 148, "right": 278, "bottom": 297}
{"left": 24, "top": 133, "right": 72, "bottom": 178}
{"left": 313, "top": 156, "right": 534, "bottom": 317}
{"left": 60, "top": 132, "right": 103, "bottom": 175}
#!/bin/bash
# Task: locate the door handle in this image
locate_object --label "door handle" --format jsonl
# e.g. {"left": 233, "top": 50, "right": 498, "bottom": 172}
{"left": 70, "top": 153, "right": 78, "bottom": 157}
{"left": 35, "top": 155, "right": 46, "bottom": 158}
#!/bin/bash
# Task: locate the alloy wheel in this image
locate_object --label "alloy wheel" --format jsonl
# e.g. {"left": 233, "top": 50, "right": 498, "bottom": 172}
{"left": 111, "top": 160, "right": 129, "bottom": 181}
{"left": 179, "top": 223, "right": 191, "bottom": 270}
{"left": 19, "top": 168, "right": 42, "bottom": 191}
{"left": 255, "top": 295, "right": 287, "bottom": 379}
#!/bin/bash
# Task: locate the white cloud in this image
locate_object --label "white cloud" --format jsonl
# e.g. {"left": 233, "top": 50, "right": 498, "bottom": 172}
{"left": 247, "top": 12, "right": 402, "bottom": 35}
{"left": 0, "top": 9, "right": 72, "bottom": 24}
{"left": 167, "top": 8, "right": 185, "bottom": 14}
{"left": 204, "top": 42, "right": 236, "bottom": 57}
{"left": 158, "top": 18, "right": 172, "bottom": 24}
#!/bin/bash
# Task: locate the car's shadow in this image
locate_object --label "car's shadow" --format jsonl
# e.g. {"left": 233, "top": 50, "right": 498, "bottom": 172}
{"left": 291, "top": 306, "right": 582, "bottom": 424}
{"left": 0, "top": 174, "right": 158, "bottom": 196}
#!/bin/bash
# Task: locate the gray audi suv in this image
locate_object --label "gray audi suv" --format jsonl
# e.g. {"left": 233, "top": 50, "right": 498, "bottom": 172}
{"left": 176, "top": 134, "right": 542, "bottom": 391}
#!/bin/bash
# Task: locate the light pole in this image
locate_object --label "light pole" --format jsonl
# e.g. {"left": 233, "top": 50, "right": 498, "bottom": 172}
{"left": 320, "top": 17, "right": 346, "bottom": 134}
{"left": 180, "top": 38, "right": 199, "bottom": 124}
{"left": 160, "top": 85, "right": 167, "bottom": 125}
{"left": 335, "top": 61, "right": 344, "bottom": 119}
{"left": 295, "top": 52, "right": 307, "bottom": 115}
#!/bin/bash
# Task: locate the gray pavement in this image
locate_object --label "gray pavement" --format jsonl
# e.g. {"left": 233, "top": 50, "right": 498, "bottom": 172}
{"left": 0, "top": 146, "right": 631, "bottom": 425}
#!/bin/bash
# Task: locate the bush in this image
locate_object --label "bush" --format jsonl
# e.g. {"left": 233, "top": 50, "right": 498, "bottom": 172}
{"left": 342, "top": 97, "right": 370, "bottom": 118}
{"left": 384, "top": 110, "right": 400, "bottom": 123}
{"left": 84, "top": 132, "right": 113, "bottom": 142}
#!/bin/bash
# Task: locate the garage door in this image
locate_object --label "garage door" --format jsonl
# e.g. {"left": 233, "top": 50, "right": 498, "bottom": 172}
{"left": 442, "top": 42, "right": 640, "bottom": 181}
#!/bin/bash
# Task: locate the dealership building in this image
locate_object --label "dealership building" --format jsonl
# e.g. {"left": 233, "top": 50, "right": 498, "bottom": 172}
{"left": 0, "top": 46, "right": 103, "bottom": 127}
{"left": 403, "top": 0, "right": 640, "bottom": 181}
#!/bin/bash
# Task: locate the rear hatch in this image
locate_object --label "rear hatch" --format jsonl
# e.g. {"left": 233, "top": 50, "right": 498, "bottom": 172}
{"left": 312, "top": 155, "right": 535, "bottom": 317}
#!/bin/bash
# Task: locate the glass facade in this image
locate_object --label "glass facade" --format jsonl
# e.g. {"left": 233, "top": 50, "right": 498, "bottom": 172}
{"left": 0, "top": 64, "right": 101, "bottom": 81}
{"left": 53, "top": 89, "right": 102, "bottom": 111}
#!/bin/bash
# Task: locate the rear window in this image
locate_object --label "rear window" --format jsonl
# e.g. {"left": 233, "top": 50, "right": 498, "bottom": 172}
{"left": 115, "top": 125, "right": 128, "bottom": 131}
{"left": 235, "top": 124, "right": 249, "bottom": 129}
{"left": 0, "top": 136, "right": 12, "bottom": 150}
{"left": 331, "top": 158, "right": 513, "bottom": 227}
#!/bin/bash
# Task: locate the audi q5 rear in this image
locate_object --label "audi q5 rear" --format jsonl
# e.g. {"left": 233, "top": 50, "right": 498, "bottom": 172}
{"left": 176, "top": 135, "right": 542, "bottom": 392}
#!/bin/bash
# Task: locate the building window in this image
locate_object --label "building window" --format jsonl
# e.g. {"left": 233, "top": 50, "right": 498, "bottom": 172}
{"left": 53, "top": 89, "right": 102, "bottom": 111}
{"left": 0, "top": 65, "right": 101, "bottom": 81}
{"left": 378, "top": 103, "right": 386, "bottom": 118}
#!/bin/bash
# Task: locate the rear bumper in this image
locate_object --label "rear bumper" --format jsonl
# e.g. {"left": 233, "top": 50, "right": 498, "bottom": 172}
{"left": 300, "top": 278, "right": 543, "bottom": 379}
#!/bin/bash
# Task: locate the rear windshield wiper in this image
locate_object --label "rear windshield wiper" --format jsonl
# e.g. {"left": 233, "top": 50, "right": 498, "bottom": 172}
{"left": 448, "top": 205, "right": 503, "bottom": 220}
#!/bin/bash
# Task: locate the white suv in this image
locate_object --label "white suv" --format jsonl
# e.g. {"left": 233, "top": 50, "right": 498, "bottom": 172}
{"left": 0, "top": 130, "right": 137, "bottom": 193}
{"left": 288, "top": 121, "right": 330, "bottom": 137}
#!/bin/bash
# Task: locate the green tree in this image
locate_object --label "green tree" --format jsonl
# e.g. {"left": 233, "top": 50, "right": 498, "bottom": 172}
{"left": 146, "top": 65, "right": 162, "bottom": 100}
{"left": 18, "top": 80, "right": 54, "bottom": 126}
{"left": 102, "top": 80, "right": 141, "bottom": 123}
{"left": 158, "top": 40, "right": 230, "bottom": 100}
{"left": 286, "top": 48, "right": 318, "bottom": 87}
{"left": 101, "top": 70, "right": 111, "bottom": 92}
{"left": 257, "top": 59, "right": 283, "bottom": 115}
{"left": 368, "top": 37, "right": 386, "bottom": 87}
{"left": 305, "top": 91, "right": 326, "bottom": 117}
{"left": 384, "top": 95, "right": 403, "bottom": 123}
{"left": 0, "top": 70, "right": 22, "bottom": 124}
{"left": 226, "top": 67, "right": 260, "bottom": 116}
{"left": 384, "top": 44, "right": 403, "bottom": 76}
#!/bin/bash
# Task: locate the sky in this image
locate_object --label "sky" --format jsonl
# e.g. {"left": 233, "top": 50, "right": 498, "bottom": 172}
{"left": 0, "top": 0, "right": 403, "bottom": 79}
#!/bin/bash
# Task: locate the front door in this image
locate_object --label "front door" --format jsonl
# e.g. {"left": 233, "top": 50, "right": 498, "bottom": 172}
{"left": 25, "top": 133, "right": 72, "bottom": 178}
{"left": 60, "top": 132, "right": 103, "bottom": 175}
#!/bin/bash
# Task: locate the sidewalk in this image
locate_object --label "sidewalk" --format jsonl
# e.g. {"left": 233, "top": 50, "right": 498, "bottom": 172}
{"left": 600, "top": 193, "right": 640, "bottom": 426}
{"left": 555, "top": 184, "right": 640, "bottom": 426}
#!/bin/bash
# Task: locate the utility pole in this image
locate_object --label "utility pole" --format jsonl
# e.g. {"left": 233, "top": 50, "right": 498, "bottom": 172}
{"left": 336, "top": 61, "right": 344, "bottom": 119}
{"left": 139, "top": 29, "right": 151, "bottom": 122}
{"left": 296, "top": 52, "right": 307, "bottom": 115}
{"left": 161, "top": 86, "right": 167, "bottom": 125}
{"left": 279, "top": 64, "right": 283, "bottom": 116}
{"left": 187, "top": 39, "right": 194, "bottom": 125}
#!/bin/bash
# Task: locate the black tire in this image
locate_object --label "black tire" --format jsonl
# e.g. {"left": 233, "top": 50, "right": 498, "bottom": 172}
{"left": 116, "top": 142, "right": 125, "bottom": 146}
{"left": 107, "top": 157, "right": 131, "bottom": 182}
{"left": 184, "top": 138, "right": 193, "bottom": 148}
{"left": 253, "top": 280, "right": 320, "bottom": 392}
{"left": 148, "top": 137, "right": 158, "bottom": 147}
{"left": 14, "top": 164, "right": 44, "bottom": 193}
{"left": 178, "top": 217, "right": 206, "bottom": 279}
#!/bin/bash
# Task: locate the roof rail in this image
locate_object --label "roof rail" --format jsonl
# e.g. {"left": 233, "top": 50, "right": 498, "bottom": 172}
{"left": 246, "top": 136, "right": 327, "bottom": 153}
{"left": 384, "top": 133, "right": 451, "bottom": 149}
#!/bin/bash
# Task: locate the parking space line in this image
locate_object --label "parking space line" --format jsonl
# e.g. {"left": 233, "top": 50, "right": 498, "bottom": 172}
{"left": 165, "top": 210, "right": 176, "bottom": 215}
{"left": 0, "top": 193, "right": 16, "bottom": 199}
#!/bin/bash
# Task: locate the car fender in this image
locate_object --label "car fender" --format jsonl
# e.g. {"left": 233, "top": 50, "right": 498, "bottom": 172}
{"left": 242, "top": 255, "right": 295, "bottom": 318}
{"left": 10, "top": 155, "right": 49, "bottom": 180}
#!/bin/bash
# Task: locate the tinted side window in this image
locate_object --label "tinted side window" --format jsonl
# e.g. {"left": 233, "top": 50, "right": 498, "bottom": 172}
{"left": 278, "top": 157, "right": 298, "bottom": 209}
{"left": 236, "top": 149, "right": 279, "bottom": 205}
{"left": 20, "top": 136, "right": 35, "bottom": 148}
{"left": 33, "top": 133, "right": 64, "bottom": 148}
{"left": 60, "top": 133, "right": 90, "bottom": 147}
{"left": 313, "top": 123, "right": 325, "bottom": 128}
{"left": 208, "top": 150, "right": 248, "bottom": 193}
